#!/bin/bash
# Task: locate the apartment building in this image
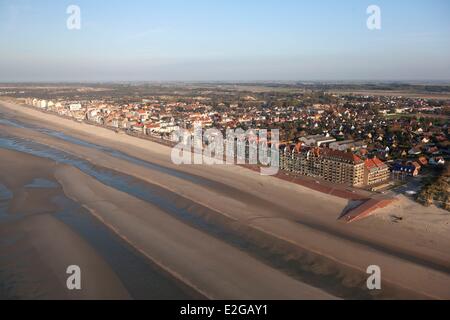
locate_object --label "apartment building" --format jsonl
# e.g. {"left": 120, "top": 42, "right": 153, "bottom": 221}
{"left": 280, "top": 144, "right": 365, "bottom": 187}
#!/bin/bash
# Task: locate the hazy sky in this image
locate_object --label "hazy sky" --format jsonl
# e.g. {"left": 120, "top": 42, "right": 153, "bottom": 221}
{"left": 1, "top": 0, "right": 450, "bottom": 82}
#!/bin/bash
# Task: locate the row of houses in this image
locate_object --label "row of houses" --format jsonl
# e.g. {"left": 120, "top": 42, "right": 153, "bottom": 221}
{"left": 391, "top": 156, "right": 446, "bottom": 177}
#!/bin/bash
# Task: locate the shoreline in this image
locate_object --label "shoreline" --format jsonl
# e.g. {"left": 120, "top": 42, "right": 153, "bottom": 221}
{"left": 9, "top": 99, "right": 378, "bottom": 199}
{"left": 10, "top": 100, "right": 409, "bottom": 224}
{"left": 2, "top": 99, "right": 397, "bottom": 223}
{"left": 1, "top": 99, "right": 450, "bottom": 299}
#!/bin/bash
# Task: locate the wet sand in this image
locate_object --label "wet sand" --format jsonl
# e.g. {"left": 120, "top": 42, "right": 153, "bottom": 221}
{"left": 0, "top": 149, "right": 130, "bottom": 299}
{"left": 0, "top": 148, "right": 205, "bottom": 300}
{"left": 0, "top": 146, "right": 335, "bottom": 300}
{"left": 1, "top": 99, "right": 450, "bottom": 299}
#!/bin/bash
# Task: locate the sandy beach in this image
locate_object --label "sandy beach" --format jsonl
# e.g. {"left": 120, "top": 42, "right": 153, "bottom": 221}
{"left": 0, "top": 138, "right": 334, "bottom": 300}
{"left": 1, "top": 99, "right": 450, "bottom": 299}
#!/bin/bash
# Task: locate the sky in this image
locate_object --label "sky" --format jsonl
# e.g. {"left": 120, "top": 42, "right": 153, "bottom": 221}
{"left": 1, "top": 0, "right": 450, "bottom": 82}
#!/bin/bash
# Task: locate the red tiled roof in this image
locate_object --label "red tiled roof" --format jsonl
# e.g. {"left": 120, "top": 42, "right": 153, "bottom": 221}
{"left": 373, "top": 157, "right": 385, "bottom": 166}
{"left": 365, "top": 159, "right": 377, "bottom": 170}
{"left": 364, "top": 157, "right": 387, "bottom": 170}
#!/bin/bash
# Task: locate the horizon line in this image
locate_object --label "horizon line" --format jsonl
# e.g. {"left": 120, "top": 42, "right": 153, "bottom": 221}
{"left": 2, "top": 80, "right": 450, "bottom": 85}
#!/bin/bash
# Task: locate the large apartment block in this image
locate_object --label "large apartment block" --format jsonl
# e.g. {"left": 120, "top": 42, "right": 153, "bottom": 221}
{"left": 280, "top": 144, "right": 388, "bottom": 187}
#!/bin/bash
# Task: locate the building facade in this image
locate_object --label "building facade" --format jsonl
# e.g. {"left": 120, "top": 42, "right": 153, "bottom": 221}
{"left": 363, "top": 157, "right": 390, "bottom": 186}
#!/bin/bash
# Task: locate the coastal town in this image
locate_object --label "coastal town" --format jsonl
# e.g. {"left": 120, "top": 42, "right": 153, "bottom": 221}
{"left": 3, "top": 83, "right": 447, "bottom": 210}
{"left": 2, "top": 82, "right": 450, "bottom": 301}
{"left": 2, "top": 0, "right": 450, "bottom": 304}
